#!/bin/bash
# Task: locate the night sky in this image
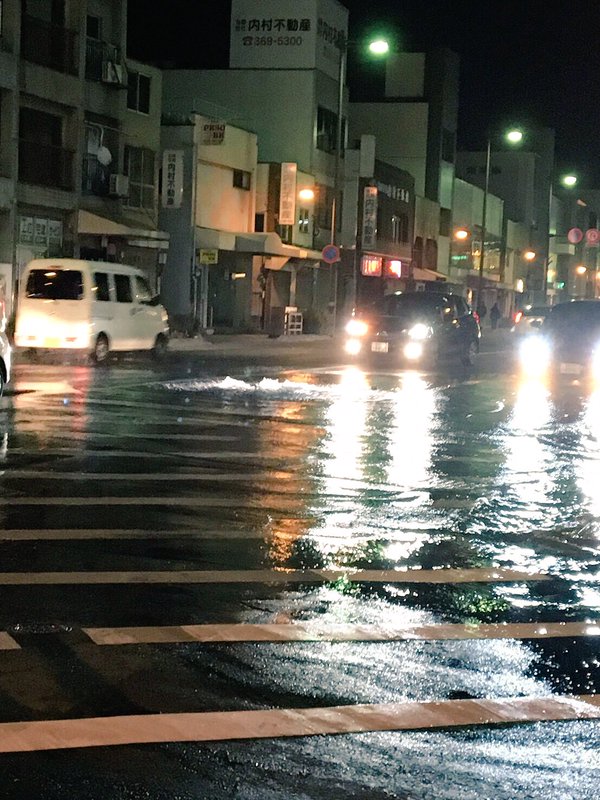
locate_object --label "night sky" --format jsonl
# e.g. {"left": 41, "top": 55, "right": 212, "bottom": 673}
{"left": 127, "top": 0, "right": 600, "bottom": 184}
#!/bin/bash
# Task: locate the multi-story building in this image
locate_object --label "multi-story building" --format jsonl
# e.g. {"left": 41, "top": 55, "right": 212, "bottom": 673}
{"left": 161, "top": 0, "right": 350, "bottom": 331}
{"left": 349, "top": 49, "right": 460, "bottom": 283}
{"left": 0, "top": 0, "right": 166, "bottom": 319}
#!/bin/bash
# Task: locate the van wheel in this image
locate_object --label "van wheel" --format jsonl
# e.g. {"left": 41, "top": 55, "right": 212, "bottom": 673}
{"left": 152, "top": 333, "right": 168, "bottom": 360}
{"left": 91, "top": 334, "right": 109, "bottom": 364}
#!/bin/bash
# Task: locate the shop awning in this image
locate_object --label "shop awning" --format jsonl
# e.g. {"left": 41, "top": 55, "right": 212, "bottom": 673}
{"left": 195, "top": 228, "right": 322, "bottom": 267}
{"left": 413, "top": 267, "right": 447, "bottom": 282}
{"left": 78, "top": 210, "right": 169, "bottom": 249}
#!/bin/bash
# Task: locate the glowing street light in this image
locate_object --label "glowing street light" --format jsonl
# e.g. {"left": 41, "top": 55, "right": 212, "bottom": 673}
{"left": 561, "top": 174, "right": 577, "bottom": 188}
{"left": 298, "top": 188, "right": 315, "bottom": 202}
{"left": 331, "top": 34, "right": 391, "bottom": 320}
{"left": 476, "top": 128, "right": 525, "bottom": 312}
{"left": 454, "top": 228, "right": 469, "bottom": 241}
{"left": 576, "top": 265, "right": 587, "bottom": 275}
{"left": 523, "top": 250, "right": 536, "bottom": 261}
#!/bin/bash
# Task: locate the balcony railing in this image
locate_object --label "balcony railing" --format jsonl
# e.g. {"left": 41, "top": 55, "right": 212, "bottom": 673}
{"left": 85, "top": 38, "right": 127, "bottom": 86}
{"left": 19, "top": 139, "right": 74, "bottom": 191}
{"left": 20, "top": 16, "right": 78, "bottom": 75}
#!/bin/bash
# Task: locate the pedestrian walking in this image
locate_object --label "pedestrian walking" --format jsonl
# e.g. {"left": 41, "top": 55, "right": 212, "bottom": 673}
{"left": 490, "top": 302, "right": 501, "bottom": 329}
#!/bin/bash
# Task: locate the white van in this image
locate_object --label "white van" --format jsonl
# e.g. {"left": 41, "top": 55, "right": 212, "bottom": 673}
{"left": 14, "top": 258, "right": 169, "bottom": 362}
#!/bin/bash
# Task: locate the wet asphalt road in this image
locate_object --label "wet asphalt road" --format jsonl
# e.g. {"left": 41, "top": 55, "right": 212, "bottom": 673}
{"left": 0, "top": 335, "right": 599, "bottom": 799}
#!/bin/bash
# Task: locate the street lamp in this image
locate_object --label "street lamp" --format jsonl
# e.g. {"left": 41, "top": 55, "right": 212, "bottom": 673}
{"left": 476, "top": 128, "right": 524, "bottom": 314}
{"left": 330, "top": 34, "right": 390, "bottom": 332}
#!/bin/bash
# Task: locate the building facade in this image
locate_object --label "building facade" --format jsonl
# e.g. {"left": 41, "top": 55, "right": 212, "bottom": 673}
{"left": 0, "top": 0, "right": 166, "bottom": 319}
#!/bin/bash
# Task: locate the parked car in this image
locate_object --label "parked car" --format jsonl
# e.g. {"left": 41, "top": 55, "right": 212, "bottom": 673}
{"left": 518, "top": 299, "right": 600, "bottom": 378}
{"left": 14, "top": 259, "right": 169, "bottom": 363}
{"left": 343, "top": 291, "right": 481, "bottom": 367}
{"left": 511, "top": 305, "right": 549, "bottom": 336}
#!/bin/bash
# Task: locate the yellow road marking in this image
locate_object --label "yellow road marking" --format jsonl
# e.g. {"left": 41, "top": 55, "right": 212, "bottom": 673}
{"left": 0, "top": 632, "right": 20, "bottom": 650}
{"left": 83, "top": 620, "right": 600, "bottom": 646}
{"left": 0, "top": 695, "right": 598, "bottom": 752}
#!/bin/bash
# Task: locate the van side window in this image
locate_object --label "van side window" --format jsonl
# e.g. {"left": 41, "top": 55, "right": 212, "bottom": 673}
{"left": 135, "top": 276, "right": 152, "bottom": 303}
{"left": 114, "top": 274, "right": 132, "bottom": 303}
{"left": 94, "top": 272, "right": 110, "bottom": 302}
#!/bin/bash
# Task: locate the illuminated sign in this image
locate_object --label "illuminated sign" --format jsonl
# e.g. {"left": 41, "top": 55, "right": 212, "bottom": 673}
{"left": 385, "top": 259, "right": 408, "bottom": 279}
{"left": 361, "top": 255, "right": 382, "bottom": 276}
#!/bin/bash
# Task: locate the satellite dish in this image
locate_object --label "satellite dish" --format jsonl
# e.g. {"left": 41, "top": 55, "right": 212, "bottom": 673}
{"left": 97, "top": 146, "right": 112, "bottom": 166}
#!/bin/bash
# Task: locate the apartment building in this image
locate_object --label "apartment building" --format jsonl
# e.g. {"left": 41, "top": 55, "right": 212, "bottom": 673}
{"left": 0, "top": 0, "right": 166, "bottom": 317}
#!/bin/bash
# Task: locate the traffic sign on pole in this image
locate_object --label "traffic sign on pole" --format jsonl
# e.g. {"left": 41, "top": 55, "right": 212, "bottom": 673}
{"left": 321, "top": 244, "right": 341, "bottom": 264}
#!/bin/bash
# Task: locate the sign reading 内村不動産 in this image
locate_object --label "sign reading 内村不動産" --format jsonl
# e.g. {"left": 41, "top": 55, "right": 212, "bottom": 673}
{"left": 161, "top": 150, "right": 184, "bottom": 208}
{"left": 229, "top": 0, "right": 348, "bottom": 81}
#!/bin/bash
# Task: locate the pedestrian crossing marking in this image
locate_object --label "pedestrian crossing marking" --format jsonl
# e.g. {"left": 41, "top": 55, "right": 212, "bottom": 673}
{"left": 0, "top": 695, "right": 598, "bottom": 753}
{"left": 0, "top": 567, "right": 550, "bottom": 585}
{"left": 0, "top": 632, "right": 20, "bottom": 650}
{"left": 82, "top": 620, "right": 600, "bottom": 646}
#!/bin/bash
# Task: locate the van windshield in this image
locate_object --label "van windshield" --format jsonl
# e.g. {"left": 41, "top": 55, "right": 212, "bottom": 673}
{"left": 25, "top": 270, "right": 83, "bottom": 300}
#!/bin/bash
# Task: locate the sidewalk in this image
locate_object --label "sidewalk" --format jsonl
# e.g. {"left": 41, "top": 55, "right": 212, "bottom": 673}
{"left": 168, "top": 328, "right": 512, "bottom": 356}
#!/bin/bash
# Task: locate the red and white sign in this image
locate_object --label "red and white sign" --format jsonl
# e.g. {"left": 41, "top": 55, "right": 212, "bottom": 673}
{"left": 567, "top": 228, "right": 583, "bottom": 244}
{"left": 361, "top": 255, "right": 382, "bottom": 277}
{"left": 586, "top": 228, "right": 600, "bottom": 246}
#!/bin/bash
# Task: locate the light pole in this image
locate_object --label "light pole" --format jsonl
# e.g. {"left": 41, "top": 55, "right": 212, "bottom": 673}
{"left": 330, "top": 36, "right": 390, "bottom": 333}
{"left": 476, "top": 128, "right": 523, "bottom": 314}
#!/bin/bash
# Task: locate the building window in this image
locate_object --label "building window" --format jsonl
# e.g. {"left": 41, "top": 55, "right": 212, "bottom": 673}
{"left": 298, "top": 208, "right": 310, "bottom": 234}
{"left": 86, "top": 14, "right": 101, "bottom": 39}
{"left": 233, "top": 169, "right": 251, "bottom": 190}
{"left": 255, "top": 213, "right": 265, "bottom": 232}
{"left": 316, "top": 106, "right": 345, "bottom": 154}
{"left": 124, "top": 146, "right": 155, "bottom": 209}
{"left": 127, "top": 70, "right": 150, "bottom": 114}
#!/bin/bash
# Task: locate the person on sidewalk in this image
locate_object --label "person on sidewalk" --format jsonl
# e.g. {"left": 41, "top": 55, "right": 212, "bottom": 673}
{"left": 490, "top": 302, "right": 501, "bottom": 330}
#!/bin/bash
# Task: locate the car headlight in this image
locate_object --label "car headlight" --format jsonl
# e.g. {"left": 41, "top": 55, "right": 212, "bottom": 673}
{"left": 345, "top": 319, "right": 368, "bottom": 337}
{"left": 519, "top": 335, "right": 551, "bottom": 376}
{"left": 404, "top": 341, "right": 424, "bottom": 360}
{"left": 345, "top": 338, "right": 362, "bottom": 356}
{"left": 408, "top": 323, "right": 432, "bottom": 340}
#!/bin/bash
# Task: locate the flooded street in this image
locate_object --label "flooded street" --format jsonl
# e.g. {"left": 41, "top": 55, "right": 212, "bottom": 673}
{"left": 0, "top": 345, "right": 598, "bottom": 798}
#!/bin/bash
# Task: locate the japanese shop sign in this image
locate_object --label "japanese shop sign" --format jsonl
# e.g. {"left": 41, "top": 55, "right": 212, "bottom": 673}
{"left": 279, "top": 162, "right": 297, "bottom": 226}
{"left": 230, "top": 0, "right": 348, "bottom": 81}
{"left": 161, "top": 150, "right": 184, "bottom": 209}
{"left": 201, "top": 122, "right": 226, "bottom": 146}
{"left": 362, "top": 186, "right": 378, "bottom": 250}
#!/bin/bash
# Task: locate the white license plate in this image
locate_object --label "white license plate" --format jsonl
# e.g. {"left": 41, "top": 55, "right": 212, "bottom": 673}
{"left": 371, "top": 342, "right": 389, "bottom": 353}
{"left": 559, "top": 362, "right": 582, "bottom": 375}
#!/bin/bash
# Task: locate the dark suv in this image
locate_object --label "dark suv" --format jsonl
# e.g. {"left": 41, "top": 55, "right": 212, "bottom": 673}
{"left": 343, "top": 291, "right": 481, "bottom": 367}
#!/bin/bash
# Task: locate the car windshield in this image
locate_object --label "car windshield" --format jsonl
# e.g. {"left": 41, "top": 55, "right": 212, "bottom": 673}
{"left": 544, "top": 302, "right": 600, "bottom": 332}
{"left": 25, "top": 269, "right": 84, "bottom": 301}
{"left": 369, "top": 293, "right": 448, "bottom": 320}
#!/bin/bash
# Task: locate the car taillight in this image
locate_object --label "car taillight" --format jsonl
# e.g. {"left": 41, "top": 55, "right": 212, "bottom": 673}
{"left": 514, "top": 310, "right": 523, "bottom": 324}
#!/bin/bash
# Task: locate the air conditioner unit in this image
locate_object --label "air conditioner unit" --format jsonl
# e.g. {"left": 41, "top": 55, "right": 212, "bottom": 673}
{"left": 102, "top": 60, "right": 125, "bottom": 86}
{"left": 109, "top": 173, "right": 129, "bottom": 198}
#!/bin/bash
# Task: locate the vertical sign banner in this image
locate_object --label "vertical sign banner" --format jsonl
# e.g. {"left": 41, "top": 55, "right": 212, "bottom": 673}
{"left": 362, "top": 186, "right": 378, "bottom": 250}
{"left": 161, "top": 150, "right": 184, "bottom": 209}
{"left": 279, "top": 162, "right": 297, "bottom": 226}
